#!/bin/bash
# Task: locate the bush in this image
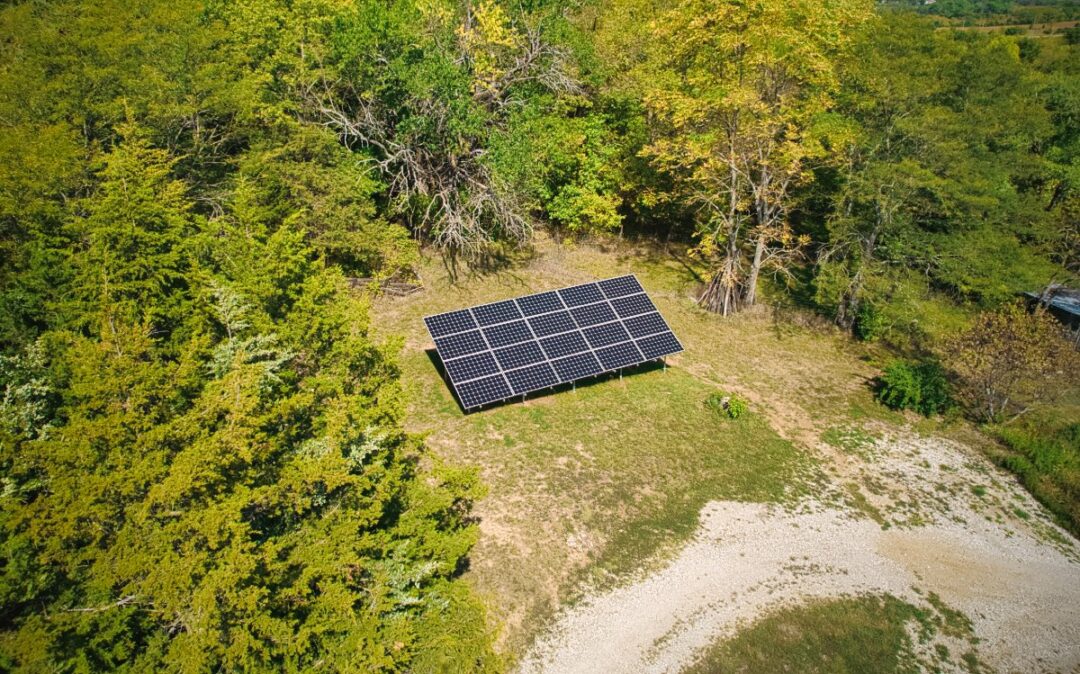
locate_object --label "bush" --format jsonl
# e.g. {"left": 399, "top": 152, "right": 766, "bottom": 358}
{"left": 853, "top": 303, "right": 887, "bottom": 342}
{"left": 706, "top": 391, "right": 749, "bottom": 419}
{"left": 876, "top": 360, "right": 952, "bottom": 416}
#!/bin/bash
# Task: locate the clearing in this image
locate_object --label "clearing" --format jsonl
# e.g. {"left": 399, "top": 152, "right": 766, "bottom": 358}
{"left": 370, "top": 236, "right": 1080, "bottom": 673}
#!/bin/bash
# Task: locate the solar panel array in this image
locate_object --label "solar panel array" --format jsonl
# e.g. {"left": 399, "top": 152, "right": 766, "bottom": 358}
{"left": 424, "top": 275, "right": 684, "bottom": 409}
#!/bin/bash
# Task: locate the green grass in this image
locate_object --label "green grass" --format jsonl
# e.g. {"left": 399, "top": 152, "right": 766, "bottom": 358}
{"left": 683, "top": 594, "right": 983, "bottom": 674}
{"left": 991, "top": 405, "right": 1080, "bottom": 537}
{"left": 393, "top": 338, "right": 817, "bottom": 654}
{"left": 822, "top": 425, "right": 879, "bottom": 459}
{"left": 407, "top": 346, "right": 815, "bottom": 577}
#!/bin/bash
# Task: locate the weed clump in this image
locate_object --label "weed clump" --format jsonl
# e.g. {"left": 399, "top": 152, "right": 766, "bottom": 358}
{"left": 706, "top": 391, "right": 749, "bottom": 419}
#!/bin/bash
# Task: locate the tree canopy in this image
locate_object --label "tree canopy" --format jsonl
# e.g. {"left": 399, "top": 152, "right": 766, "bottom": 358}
{"left": 0, "top": 0, "right": 1077, "bottom": 669}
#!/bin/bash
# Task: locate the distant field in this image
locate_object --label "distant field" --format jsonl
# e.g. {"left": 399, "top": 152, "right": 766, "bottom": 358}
{"left": 944, "top": 19, "right": 1077, "bottom": 36}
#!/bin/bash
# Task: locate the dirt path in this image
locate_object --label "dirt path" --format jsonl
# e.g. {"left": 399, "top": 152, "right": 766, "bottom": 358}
{"left": 519, "top": 435, "right": 1080, "bottom": 674}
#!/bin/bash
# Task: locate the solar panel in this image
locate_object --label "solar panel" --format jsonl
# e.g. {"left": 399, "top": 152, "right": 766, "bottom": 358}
{"left": 528, "top": 311, "right": 577, "bottom": 337}
{"left": 473, "top": 300, "right": 522, "bottom": 326}
{"left": 424, "top": 275, "right": 683, "bottom": 409}
{"left": 599, "top": 275, "right": 644, "bottom": 298}
{"left": 624, "top": 312, "right": 669, "bottom": 338}
{"left": 518, "top": 291, "right": 564, "bottom": 316}
{"left": 610, "top": 293, "right": 656, "bottom": 318}
{"left": 483, "top": 320, "right": 532, "bottom": 348}
{"left": 559, "top": 283, "right": 605, "bottom": 307}
{"left": 583, "top": 322, "right": 631, "bottom": 348}
{"left": 434, "top": 330, "right": 487, "bottom": 359}
{"left": 540, "top": 331, "right": 590, "bottom": 359}
{"left": 425, "top": 309, "right": 478, "bottom": 338}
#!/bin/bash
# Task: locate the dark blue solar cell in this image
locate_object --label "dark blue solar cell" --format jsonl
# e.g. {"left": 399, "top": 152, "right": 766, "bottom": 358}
{"left": 595, "top": 342, "right": 643, "bottom": 370}
{"left": 506, "top": 363, "right": 559, "bottom": 395}
{"left": 434, "top": 330, "right": 487, "bottom": 360}
{"left": 456, "top": 374, "right": 512, "bottom": 408}
{"left": 539, "top": 331, "right": 590, "bottom": 359}
{"left": 624, "top": 312, "right": 670, "bottom": 338}
{"left": 636, "top": 332, "right": 683, "bottom": 359}
{"left": 551, "top": 352, "right": 603, "bottom": 383}
{"left": 472, "top": 300, "right": 522, "bottom": 326}
{"left": 517, "top": 291, "right": 564, "bottom": 316}
{"left": 610, "top": 293, "right": 656, "bottom": 318}
{"left": 599, "top": 275, "right": 645, "bottom": 299}
{"left": 558, "top": 283, "right": 605, "bottom": 307}
{"left": 482, "top": 320, "right": 532, "bottom": 348}
{"left": 443, "top": 351, "right": 499, "bottom": 382}
{"left": 494, "top": 341, "right": 545, "bottom": 370}
{"left": 425, "top": 309, "right": 478, "bottom": 337}
{"left": 528, "top": 311, "right": 577, "bottom": 337}
{"left": 570, "top": 302, "right": 617, "bottom": 327}
{"left": 584, "top": 322, "right": 631, "bottom": 348}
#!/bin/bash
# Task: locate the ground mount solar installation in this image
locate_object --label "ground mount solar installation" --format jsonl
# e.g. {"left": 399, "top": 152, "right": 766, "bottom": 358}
{"left": 424, "top": 275, "right": 684, "bottom": 410}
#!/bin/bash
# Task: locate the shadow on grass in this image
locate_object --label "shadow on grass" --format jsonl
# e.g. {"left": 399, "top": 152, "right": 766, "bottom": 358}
{"left": 425, "top": 348, "right": 670, "bottom": 414}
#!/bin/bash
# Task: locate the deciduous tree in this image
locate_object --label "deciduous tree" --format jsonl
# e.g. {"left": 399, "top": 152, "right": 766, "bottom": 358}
{"left": 641, "top": 0, "right": 871, "bottom": 314}
{"left": 946, "top": 304, "right": 1078, "bottom": 422}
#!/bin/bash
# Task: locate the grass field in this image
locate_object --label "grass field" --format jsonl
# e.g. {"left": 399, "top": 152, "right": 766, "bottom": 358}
{"left": 683, "top": 594, "right": 983, "bottom": 674}
{"left": 368, "top": 234, "right": 1061, "bottom": 665}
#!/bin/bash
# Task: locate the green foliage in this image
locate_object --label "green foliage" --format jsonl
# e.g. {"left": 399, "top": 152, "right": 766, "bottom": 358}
{"left": 876, "top": 360, "right": 953, "bottom": 417}
{"left": 706, "top": 391, "right": 749, "bottom": 420}
{"left": 813, "top": 13, "right": 1073, "bottom": 343}
{"left": 0, "top": 0, "right": 495, "bottom": 669}
{"left": 684, "top": 594, "right": 983, "bottom": 674}
{"left": 854, "top": 303, "right": 888, "bottom": 342}
{"left": 0, "top": 0, "right": 1078, "bottom": 666}
{"left": 945, "top": 304, "right": 1078, "bottom": 422}
{"left": 996, "top": 417, "right": 1080, "bottom": 536}
{"left": 493, "top": 108, "right": 627, "bottom": 236}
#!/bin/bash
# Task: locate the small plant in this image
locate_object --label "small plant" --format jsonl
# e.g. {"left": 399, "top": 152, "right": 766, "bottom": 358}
{"left": 706, "top": 391, "right": 749, "bottom": 419}
{"left": 853, "top": 303, "right": 887, "bottom": 342}
{"left": 876, "top": 359, "right": 952, "bottom": 417}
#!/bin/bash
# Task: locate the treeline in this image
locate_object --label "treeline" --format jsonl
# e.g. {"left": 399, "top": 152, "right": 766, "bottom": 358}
{"left": 885, "top": 0, "right": 1080, "bottom": 22}
{"left": 0, "top": 0, "right": 1077, "bottom": 670}
{"left": 0, "top": 0, "right": 498, "bottom": 670}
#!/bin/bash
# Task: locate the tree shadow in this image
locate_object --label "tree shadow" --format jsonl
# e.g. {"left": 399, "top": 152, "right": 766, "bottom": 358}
{"left": 425, "top": 348, "right": 669, "bottom": 414}
{"left": 439, "top": 241, "right": 540, "bottom": 284}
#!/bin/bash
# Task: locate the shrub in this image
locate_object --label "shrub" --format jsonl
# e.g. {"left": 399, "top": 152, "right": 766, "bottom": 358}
{"left": 706, "top": 391, "right": 749, "bottom": 419}
{"left": 853, "top": 303, "right": 887, "bottom": 342}
{"left": 876, "top": 360, "right": 952, "bottom": 416}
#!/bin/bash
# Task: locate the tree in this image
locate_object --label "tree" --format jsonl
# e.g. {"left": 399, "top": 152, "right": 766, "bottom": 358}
{"left": 306, "top": 0, "right": 580, "bottom": 271}
{"left": 0, "top": 0, "right": 497, "bottom": 668}
{"left": 814, "top": 15, "right": 1064, "bottom": 339}
{"left": 945, "top": 303, "right": 1079, "bottom": 422}
{"left": 640, "top": 0, "right": 871, "bottom": 314}
{"left": 64, "top": 121, "right": 195, "bottom": 335}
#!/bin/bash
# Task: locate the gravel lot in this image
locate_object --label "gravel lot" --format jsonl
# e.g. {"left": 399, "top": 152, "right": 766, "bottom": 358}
{"left": 519, "top": 434, "right": 1080, "bottom": 674}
